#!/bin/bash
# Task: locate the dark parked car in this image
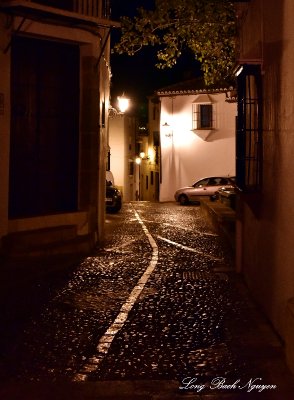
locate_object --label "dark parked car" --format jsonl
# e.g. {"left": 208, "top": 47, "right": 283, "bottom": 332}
{"left": 174, "top": 176, "right": 235, "bottom": 205}
{"left": 215, "top": 185, "right": 237, "bottom": 210}
{"left": 106, "top": 182, "right": 122, "bottom": 213}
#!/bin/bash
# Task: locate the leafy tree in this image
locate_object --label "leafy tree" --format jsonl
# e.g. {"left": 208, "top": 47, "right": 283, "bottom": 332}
{"left": 113, "top": 0, "right": 237, "bottom": 85}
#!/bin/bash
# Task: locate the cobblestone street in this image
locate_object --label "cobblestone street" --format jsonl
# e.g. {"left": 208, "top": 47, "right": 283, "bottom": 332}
{"left": 1, "top": 202, "right": 294, "bottom": 399}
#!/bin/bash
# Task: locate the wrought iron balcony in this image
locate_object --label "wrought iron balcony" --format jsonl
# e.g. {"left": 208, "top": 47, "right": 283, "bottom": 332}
{"left": 0, "top": 0, "right": 119, "bottom": 29}
{"left": 1, "top": 0, "right": 111, "bottom": 19}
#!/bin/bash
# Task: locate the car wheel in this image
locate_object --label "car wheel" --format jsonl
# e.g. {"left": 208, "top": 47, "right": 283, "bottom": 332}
{"left": 179, "top": 194, "right": 189, "bottom": 205}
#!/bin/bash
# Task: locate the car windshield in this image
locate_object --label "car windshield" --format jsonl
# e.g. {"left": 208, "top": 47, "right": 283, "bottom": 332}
{"left": 193, "top": 177, "right": 230, "bottom": 188}
{"left": 193, "top": 178, "right": 210, "bottom": 188}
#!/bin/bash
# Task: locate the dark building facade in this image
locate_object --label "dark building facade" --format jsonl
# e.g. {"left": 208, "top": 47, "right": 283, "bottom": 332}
{"left": 235, "top": 0, "right": 294, "bottom": 373}
{"left": 0, "top": 0, "right": 118, "bottom": 259}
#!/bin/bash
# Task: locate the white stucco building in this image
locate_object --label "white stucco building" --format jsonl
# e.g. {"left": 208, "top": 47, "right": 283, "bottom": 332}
{"left": 157, "top": 79, "right": 237, "bottom": 202}
{"left": 108, "top": 114, "right": 138, "bottom": 202}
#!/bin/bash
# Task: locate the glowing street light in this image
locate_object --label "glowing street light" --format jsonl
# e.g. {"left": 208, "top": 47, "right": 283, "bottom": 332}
{"left": 117, "top": 93, "right": 130, "bottom": 113}
{"left": 108, "top": 93, "right": 130, "bottom": 118}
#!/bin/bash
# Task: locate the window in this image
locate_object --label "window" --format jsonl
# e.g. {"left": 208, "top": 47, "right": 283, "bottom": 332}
{"left": 135, "top": 143, "right": 141, "bottom": 154}
{"left": 192, "top": 103, "right": 213, "bottom": 130}
{"left": 155, "top": 147, "right": 159, "bottom": 165}
{"left": 107, "top": 151, "right": 111, "bottom": 171}
{"left": 153, "top": 131, "right": 160, "bottom": 146}
{"left": 200, "top": 105, "right": 213, "bottom": 128}
{"left": 236, "top": 64, "right": 262, "bottom": 192}
{"left": 153, "top": 131, "right": 160, "bottom": 165}
{"left": 193, "top": 178, "right": 209, "bottom": 188}
{"left": 101, "top": 100, "right": 105, "bottom": 128}
{"left": 151, "top": 171, "right": 154, "bottom": 185}
{"left": 129, "top": 161, "right": 134, "bottom": 176}
{"left": 208, "top": 178, "right": 224, "bottom": 186}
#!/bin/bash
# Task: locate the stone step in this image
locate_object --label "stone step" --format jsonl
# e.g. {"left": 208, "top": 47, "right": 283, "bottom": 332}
{"left": 200, "top": 198, "right": 236, "bottom": 251}
{"left": 1, "top": 225, "right": 95, "bottom": 264}
{"left": 2, "top": 225, "right": 78, "bottom": 251}
{"left": 16, "top": 235, "right": 91, "bottom": 258}
{"left": 3, "top": 234, "right": 94, "bottom": 262}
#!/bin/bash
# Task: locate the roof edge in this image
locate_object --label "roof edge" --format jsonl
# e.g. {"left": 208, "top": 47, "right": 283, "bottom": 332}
{"left": 157, "top": 87, "right": 234, "bottom": 96}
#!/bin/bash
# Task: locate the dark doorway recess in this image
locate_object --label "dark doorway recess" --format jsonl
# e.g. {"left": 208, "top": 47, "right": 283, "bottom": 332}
{"left": 9, "top": 36, "right": 80, "bottom": 218}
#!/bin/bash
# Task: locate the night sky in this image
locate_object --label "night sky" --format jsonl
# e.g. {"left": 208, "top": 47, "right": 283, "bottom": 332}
{"left": 109, "top": 0, "right": 201, "bottom": 112}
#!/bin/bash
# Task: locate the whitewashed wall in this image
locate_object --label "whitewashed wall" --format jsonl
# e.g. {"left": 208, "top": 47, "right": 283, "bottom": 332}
{"left": 109, "top": 115, "right": 137, "bottom": 202}
{"left": 109, "top": 117, "right": 126, "bottom": 187}
{"left": 159, "top": 93, "right": 236, "bottom": 201}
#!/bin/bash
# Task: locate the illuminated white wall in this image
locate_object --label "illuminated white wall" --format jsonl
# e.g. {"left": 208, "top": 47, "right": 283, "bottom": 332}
{"left": 159, "top": 93, "right": 236, "bottom": 201}
{"left": 109, "top": 117, "right": 125, "bottom": 187}
{"left": 109, "top": 115, "right": 137, "bottom": 201}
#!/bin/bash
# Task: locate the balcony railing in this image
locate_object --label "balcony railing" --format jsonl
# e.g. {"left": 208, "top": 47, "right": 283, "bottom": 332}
{"left": 3, "top": 0, "right": 110, "bottom": 18}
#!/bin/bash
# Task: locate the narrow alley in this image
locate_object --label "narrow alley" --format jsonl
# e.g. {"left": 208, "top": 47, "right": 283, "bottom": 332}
{"left": 1, "top": 202, "right": 293, "bottom": 399}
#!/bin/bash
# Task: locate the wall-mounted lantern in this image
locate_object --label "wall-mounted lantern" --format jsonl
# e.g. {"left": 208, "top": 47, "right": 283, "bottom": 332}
{"left": 109, "top": 93, "right": 130, "bottom": 118}
{"left": 117, "top": 93, "right": 130, "bottom": 113}
{"left": 162, "top": 122, "right": 173, "bottom": 138}
{"left": 135, "top": 150, "right": 151, "bottom": 165}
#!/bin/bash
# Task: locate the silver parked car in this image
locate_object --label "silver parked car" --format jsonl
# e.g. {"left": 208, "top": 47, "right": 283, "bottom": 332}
{"left": 174, "top": 176, "right": 235, "bottom": 205}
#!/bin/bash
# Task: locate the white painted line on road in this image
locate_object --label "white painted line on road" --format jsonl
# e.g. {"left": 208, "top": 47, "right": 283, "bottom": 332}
{"left": 160, "top": 222, "right": 218, "bottom": 237}
{"left": 104, "top": 238, "right": 137, "bottom": 252}
{"left": 157, "top": 235, "right": 223, "bottom": 262}
{"left": 141, "top": 219, "right": 218, "bottom": 237}
{"left": 74, "top": 205, "right": 158, "bottom": 382}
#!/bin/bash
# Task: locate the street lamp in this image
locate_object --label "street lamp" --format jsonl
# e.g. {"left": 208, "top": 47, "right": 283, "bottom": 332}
{"left": 138, "top": 151, "right": 150, "bottom": 161}
{"left": 117, "top": 93, "right": 130, "bottom": 113}
{"left": 108, "top": 93, "right": 130, "bottom": 118}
